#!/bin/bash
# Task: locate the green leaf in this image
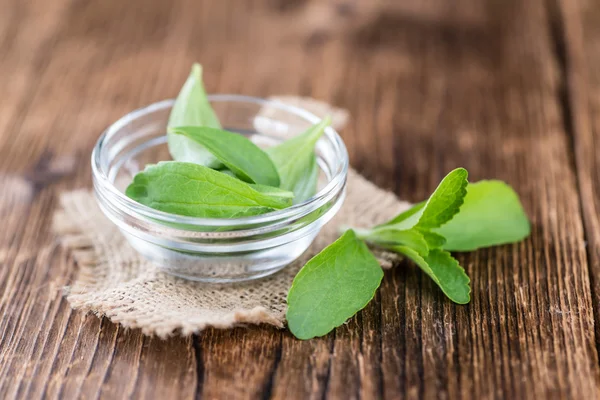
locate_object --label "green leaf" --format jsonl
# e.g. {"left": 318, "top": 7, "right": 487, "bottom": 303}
{"left": 167, "top": 63, "right": 223, "bottom": 168}
{"left": 287, "top": 230, "right": 384, "bottom": 340}
{"left": 419, "top": 230, "right": 446, "bottom": 249}
{"left": 434, "top": 180, "right": 530, "bottom": 251}
{"left": 267, "top": 117, "right": 330, "bottom": 192}
{"left": 417, "top": 168, "right": 468, "bottom": 229}
{"left": 291, "top": 153, "right": 319, "bottom": 204}
{"left": 394, "top": 246, "right": 470, "bottom": 304}
{"left": 378, "top": 168, "right": 468, "bottom": 230}
{"left": 169, "top": 126, "right": 280, "bottom": 187}
{"left": 217, "top": 168, "right": 237, "bottom": 178}
{"left": 378, "top": 201, "right": 425, "bottom": 227}
{"left": 125, "top": 161, "right": 289, "bottom": 218}
{"left": 356, "top": 227, "right": 429, "bottom": 257}
{"left": 248, "top": 183, "right": 294, "bottom": 205}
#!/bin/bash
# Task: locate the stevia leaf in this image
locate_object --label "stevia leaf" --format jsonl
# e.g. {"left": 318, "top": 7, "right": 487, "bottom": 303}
{"left": 377, "top": 168, "right": 468, "bottom": 230}
{"left": 248, "top": 183, "right": 294, "bottom": 207}
{"left": 419, "top": 230, "right": 446, "bottom": 249}
{"left": 170, "top": 126, "right": 280, "bottom": 187}
{"left": 267, "top": 117, "right": 330, "bottom": 192}
{"left": 356, "top": 227, "right": 429, "bottom": 257}
{"left": 217, "top": 168, "right": 237, "bottom": 178}
{"left": 286, "top": 230, "right": 384, "bottom": 340}
{"left": 125, "top": 161, "right": 289, "bottom": 218}
{"left": 417, "top": 168, "right": 468, "bottom": 229}
{"left": 167, "top": 63, "right": 223, "bottom": 168}
{"left": 292, "top": 153, "right": 319, "bottom": 204}
{"left": 434, "top": 180, "right": 530, "bottom": 251}
{"left": 394, "top": 246, "right": 470, "bottom": 304}
{"left": 377, "top": 201, "right": 425, "bottom": 227}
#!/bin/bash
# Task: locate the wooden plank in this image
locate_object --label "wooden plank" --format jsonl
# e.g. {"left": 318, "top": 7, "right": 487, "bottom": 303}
{"left": 201, "top": 0, "right": 600, "bottom": 398}
{"left": 557, "top": 0, "right": 600, "bottom": 359}
{"left": 0, "top": 0, "right": 206, "bottom": 398}
{"left": 279, "top": 0, "right": 599, "bottom": 398}
{"left": 199, "top": 328, "right": 282, "bottom": 399}
{"left": 396, "top": 0, "right": 600, "bottom": 396}
{"left": 0, "top": 0, "right": 72, "bottom": 147}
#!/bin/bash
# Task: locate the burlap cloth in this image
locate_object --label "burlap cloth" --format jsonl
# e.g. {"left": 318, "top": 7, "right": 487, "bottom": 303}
{"left": 54, "top": 98, "right": 410, "bottom": 338}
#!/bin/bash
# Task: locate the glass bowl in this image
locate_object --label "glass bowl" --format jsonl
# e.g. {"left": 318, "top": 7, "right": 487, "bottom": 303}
{"left": 91, "top": 95, "right": 348, "bottom": 282}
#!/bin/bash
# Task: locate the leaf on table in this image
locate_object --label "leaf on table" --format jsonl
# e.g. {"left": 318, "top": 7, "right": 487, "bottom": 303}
{"left": 419, "top": 230, "right": 446, "bottom": 249}
{"left": 286, "top": 230, "right": 384, "bottom": 340}
{"left": 394, "top": 246, "right": 471, "bottom": 304}
{"left": 434, "top": 180, "right": 530, "bottom": 251}
{"left": 378, "top": 168, "right": 468, "bottom": 230}
{"left": 377, "top": 201, "right": 425, "bottom": 227}
{"left": 356, "top": 227, "right": 429, "bottom": 257}
{"left": 167, "top": 63, "right": 223, "bottom": 168}
{"left": 416, "top": 168, "right": 468, "bottom": 229}
{"left": 125, "top": 161, "right": 289, "bottom": 218}
{"left": 170, "top": 126, "right": 280, "bottom": 187}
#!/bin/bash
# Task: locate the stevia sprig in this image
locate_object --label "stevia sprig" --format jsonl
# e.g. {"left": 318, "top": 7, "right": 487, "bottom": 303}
{"left": 286, "top": 168, "right": 530, "bottom": 339}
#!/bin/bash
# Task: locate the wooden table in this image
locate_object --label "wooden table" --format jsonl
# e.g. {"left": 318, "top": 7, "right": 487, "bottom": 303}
{"left": 2, "top": 0, "right": 600, "bottom": 398}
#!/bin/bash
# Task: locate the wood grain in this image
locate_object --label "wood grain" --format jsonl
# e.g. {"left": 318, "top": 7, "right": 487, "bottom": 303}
{"left": 557, "top": 0, "right": 600, "bottom": 362}
{"left": 0, "top": 0, "right": 599, "bottom": 398}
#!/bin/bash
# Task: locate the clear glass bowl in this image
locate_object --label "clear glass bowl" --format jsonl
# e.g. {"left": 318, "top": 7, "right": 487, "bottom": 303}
{"left": 92, "top": 95, "right": 348, "bottom": 282}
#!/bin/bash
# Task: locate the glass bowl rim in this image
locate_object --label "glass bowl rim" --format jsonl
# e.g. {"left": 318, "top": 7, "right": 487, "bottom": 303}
{"left": 91, "top": 94, "right": 349, "bottom": 227}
